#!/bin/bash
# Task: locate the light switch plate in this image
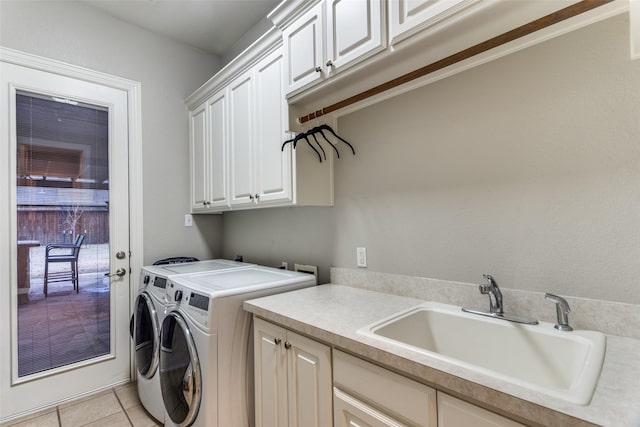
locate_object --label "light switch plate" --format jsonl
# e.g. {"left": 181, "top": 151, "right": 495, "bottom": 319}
{"left": 184, "top": 214, "right": 193, "bottom": 227}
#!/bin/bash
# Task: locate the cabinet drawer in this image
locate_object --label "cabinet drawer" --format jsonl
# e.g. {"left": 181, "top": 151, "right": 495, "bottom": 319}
{"left": 334, "top": 387, "right": 406, "bottom": 427}
{"left": 333, "top": 350, "right": 436, "bottom": 427}
{"left": 437, "top": 393, "right": 526, "bottom": 427}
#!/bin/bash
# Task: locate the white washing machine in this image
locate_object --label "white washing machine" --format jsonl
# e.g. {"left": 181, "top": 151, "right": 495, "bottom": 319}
{"left": 158, "top": 266, "right": 316, "bottom": 427}
{"left": 132, "top": 259, "right": 254, "bottom": 422}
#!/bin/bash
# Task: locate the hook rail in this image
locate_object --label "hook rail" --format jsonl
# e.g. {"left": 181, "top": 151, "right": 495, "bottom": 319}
{"left": 297, "top": 0, "right": 612, "bottom": 125}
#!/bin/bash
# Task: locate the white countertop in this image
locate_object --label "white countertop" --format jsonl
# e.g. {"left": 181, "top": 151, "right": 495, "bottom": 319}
{"left": 244, "top": 284, "right": 640, "bottom": 427}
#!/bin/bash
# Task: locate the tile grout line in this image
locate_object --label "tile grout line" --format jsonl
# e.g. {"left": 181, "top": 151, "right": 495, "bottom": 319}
{"left": 113, "top": 388, "right": 135, "bottom": 426}
{"left": 56, "top": 406, "right": 62, "bottom": 427}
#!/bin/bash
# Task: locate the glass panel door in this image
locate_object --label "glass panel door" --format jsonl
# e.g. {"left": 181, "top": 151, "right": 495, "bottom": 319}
{"left": 15, "top": 91, "right": 112, "bottom": 377}
{"left": 1, "top": 59, "right": 130, "bottom": 418}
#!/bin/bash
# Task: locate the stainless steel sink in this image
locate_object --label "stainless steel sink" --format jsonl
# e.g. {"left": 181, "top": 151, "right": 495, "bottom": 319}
{"left": 358, "top": 301, "right": 606, "bottom": 405}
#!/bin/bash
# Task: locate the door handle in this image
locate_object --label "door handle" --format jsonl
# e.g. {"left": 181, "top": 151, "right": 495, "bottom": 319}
{"left": 105, "top": 268, "right": 126, "bottom": 278}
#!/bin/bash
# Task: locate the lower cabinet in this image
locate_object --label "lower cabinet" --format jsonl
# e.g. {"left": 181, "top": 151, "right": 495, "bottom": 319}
{"left": 333, "top": 350, "right": 437, "bottom": 427}
{"left": 253, "top": 317, "right": 333, "bottom": 427}
{"left": 334, "top": 387, "right": 408, "bottom": 427}
{"left": 437, "top": 393, "right": 525, "bottom": 427}
{"left": 254, "top": 322, "right": 528, "bottom": 427}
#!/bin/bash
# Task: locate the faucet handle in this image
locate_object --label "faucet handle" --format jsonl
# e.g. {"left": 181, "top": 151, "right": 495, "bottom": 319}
{"left": 545, "top": 293, "right": 573, "bottom": 331}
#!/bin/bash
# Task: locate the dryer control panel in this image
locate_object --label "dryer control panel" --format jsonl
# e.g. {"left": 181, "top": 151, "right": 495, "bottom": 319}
{"left": 149, "top": 275, "right": 171, "bottom": 304}
{"left": 189, "top": 292, "right": 210, "bottom": 311}
{"left": 166, "top": 280, "right": 212, "bottom": 330}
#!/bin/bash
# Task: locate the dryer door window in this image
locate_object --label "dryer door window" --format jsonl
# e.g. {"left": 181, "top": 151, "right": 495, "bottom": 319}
{"left": 134, "top": 292, "right": 159, "bottom": 379}
{"left": 160, "top": 312, "right": 202, "bottom": 427}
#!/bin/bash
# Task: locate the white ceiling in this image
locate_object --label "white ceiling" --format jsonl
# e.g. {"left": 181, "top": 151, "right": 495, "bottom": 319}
{"left": 84, "top": 0, "right": 280, "bottom": 57}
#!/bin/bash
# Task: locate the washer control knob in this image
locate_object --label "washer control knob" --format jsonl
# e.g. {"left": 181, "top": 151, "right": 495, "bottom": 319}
{"left": 175, "top": 290, "right": 183, "bottom": 302}
{"left": 143, "top": 275, "right": 150, "bottom": 285}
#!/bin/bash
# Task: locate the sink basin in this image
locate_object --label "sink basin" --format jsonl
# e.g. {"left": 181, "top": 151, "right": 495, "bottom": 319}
{"left": 358, "top": 302, "right": 606, "bottom": 405}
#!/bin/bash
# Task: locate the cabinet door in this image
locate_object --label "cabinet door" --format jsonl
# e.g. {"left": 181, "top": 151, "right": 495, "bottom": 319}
{"left": 228, "top": 69, "right": 255, "bottom": 207}
{"left": 206, "top": 89, "right": 229, "bottom": 209}
{"left": 286, "top": 330, "right": 332, "bottom": 427}
{"left": 334, "top": 388, "right": 406, "bottom": 427}
{"left": 437, "top": 393, "right": 525, "bottom": 427}
{"left": 334, "top": 350, "right": 437, "bottom": 427}
{"left": 283, "top": 2, "right": 324, "bottom": 93}
{"left": 189, "top": 102, "right": 208, "bottom": 210}
{"left": 389, "top": 0, "right": 476, "bottom": 44}
{"left": 254, "top": 47, "right": 292, "bottom": 205}
{"left": 254, "top": 318, "right": 288, "bottom": 427}
{"left": 325, "top": 0, "right": 385, "bottom": 73}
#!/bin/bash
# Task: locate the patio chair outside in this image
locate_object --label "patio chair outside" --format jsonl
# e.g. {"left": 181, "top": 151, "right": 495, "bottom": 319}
{"left": 43, "top": 233, "right": 86, "bottom": 297}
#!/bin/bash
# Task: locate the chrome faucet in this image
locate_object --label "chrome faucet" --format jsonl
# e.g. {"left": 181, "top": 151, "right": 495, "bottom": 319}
{"left": 462, "top": 274, "right": 538, "bottom": 325}
{"left": 545, "top": 293, "right": 573, "bottom": 331}
{"left": 479, "top": 274, "right": 503, "bottom": 315}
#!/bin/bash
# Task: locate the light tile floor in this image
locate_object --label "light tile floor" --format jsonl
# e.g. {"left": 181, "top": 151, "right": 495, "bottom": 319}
{"left": 1, "top": 383, "right": 161, "bottom": 427}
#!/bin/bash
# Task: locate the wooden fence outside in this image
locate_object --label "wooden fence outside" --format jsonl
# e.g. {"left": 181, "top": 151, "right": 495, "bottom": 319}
{"left": 17, "top": 208, "right": 109, "bottom": 245}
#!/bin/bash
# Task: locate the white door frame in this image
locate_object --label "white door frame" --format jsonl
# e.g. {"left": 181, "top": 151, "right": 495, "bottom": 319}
{"left": 0, "top": 47, "right": 143, "bottom": 422}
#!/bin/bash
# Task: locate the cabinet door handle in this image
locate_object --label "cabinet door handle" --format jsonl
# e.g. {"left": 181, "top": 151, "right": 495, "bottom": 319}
{"left": 249, "top": 194, "right": 254, "bottom": 201}
{"left": 326, "top": 60, "right": 333, "bottom": 67}
{"left": 274, "top": 337, "right": 282, "bottom": 345}
{"left": 314, "top": 66, "right": 322, "bottom": 73}
{"left": 284, "top": 341, "right": 292, "bottom": 350}
{"left": 255, "top": 194, "right": 260, "bottom": 201}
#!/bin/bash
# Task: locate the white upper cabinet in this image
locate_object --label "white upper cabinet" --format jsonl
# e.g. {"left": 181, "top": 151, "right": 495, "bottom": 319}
{"left": 190, "top": 102, "right": 208, "bottom": 210}
{"left": 326, "top": 0, "right": 385, "bottom": 72}
{"left": 231, "top": 47, "right": 295, "bottom": 208}
{"left": 272, "top": 0, "right": 610, "bottom": 109}
{"left": 206, "top": 90, "right": 229, "bottom": 209}
{"left": 186, "top": 29, "right": 334, "bottom": 214}
{"left": 282, "top": 0, "right": 386, "bottom": 95}
{"left": 228, "top": 69, "right": 256, "bottom": 208}
{"left": 389, "top": 0, "right": 477, "bottom": 44}
{"left": 284, "top": 2, "right": 325, "bottom": 93}
{"left": 254, "top": 48, "right": 293, "bottom": 204}
{"left": 189, "top": 89, "right": 229, "bottom": 212}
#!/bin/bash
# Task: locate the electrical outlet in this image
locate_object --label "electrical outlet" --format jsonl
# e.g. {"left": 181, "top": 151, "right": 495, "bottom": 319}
{"left": 356, "top": 247, "right": 367, "bottom": 268}
{"left": 184, "top": 214, "right": 193, "bottom": 227}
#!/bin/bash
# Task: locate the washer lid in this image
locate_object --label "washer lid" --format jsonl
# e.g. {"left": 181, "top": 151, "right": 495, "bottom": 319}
{"left": 142, "top": 259, "right": 254, "bottom": 277}
{"left": 162, "top": 259, "right": 254, "bottom": 274}
{"left": 173, "top": 267, "right": 316, "bottom": 295}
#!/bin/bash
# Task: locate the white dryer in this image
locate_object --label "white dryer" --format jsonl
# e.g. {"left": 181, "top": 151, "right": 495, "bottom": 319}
{"left": 158, "top": 266, "right": 316, "bottom": 427}
{"left": 132, "top": 259, "right": 254, "bottom": 422}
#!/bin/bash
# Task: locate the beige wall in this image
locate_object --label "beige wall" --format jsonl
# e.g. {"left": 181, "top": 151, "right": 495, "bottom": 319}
{"left": 222, "top": 206, "right": 335, "bottom": 282}
{"left": 0, "top": 0, "right": 224, "bottom": 265}
{"left": 224, "top": 13, "right": 640, "bottom": 304}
